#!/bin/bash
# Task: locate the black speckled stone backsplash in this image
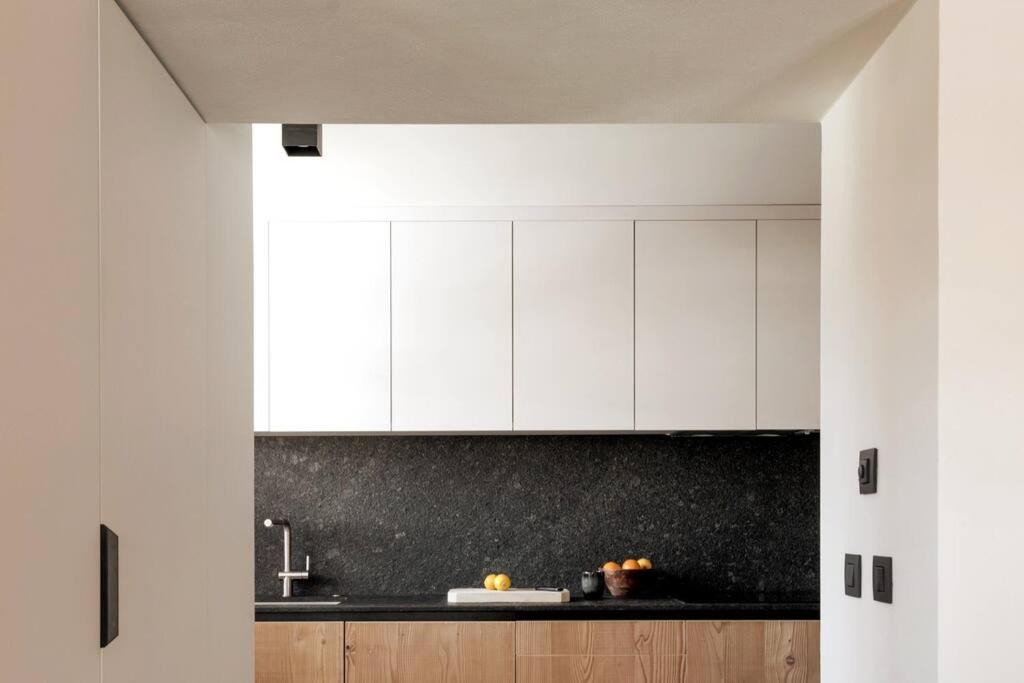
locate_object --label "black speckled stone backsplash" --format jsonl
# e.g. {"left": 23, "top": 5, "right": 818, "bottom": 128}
{"left": 255, "top": 435, "right": 818, "bottom": 602}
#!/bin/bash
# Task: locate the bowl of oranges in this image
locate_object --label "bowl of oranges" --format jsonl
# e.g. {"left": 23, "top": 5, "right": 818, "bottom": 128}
{"left": 600, "top": 558, "right": 653, "bottom": 598}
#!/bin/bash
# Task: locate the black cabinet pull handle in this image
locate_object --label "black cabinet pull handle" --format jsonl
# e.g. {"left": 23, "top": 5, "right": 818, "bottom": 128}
{"left": 100, "top": 525, "right": 119, "bottom": 647}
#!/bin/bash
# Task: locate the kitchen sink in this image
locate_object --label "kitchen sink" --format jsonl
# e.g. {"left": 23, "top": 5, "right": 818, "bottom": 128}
{"left": 255, "top": 597, "right": 346, "bottom": 607}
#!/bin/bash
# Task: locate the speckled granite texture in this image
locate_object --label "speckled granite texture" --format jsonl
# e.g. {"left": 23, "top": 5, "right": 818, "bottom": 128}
{"left": 255, "top": 435, "right": 818, "bottom": 601}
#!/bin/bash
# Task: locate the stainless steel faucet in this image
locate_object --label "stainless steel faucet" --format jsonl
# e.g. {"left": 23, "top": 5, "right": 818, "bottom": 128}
{"left": 263, "top": 518, "right": 310, "bottom": 598}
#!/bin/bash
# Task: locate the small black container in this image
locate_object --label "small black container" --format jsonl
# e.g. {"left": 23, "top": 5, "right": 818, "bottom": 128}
{"left": 581, "top": 571, "right": 605, "bottom": 599}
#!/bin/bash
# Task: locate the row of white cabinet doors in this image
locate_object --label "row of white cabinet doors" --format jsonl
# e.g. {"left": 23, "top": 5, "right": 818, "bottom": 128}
{"left": 260, "top": 219, "right": 819, "bottom": 432}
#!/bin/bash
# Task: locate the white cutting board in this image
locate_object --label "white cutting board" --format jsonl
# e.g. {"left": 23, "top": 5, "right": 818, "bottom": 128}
{"left": 447, "top": 588, "right": 570, "bottom": 604}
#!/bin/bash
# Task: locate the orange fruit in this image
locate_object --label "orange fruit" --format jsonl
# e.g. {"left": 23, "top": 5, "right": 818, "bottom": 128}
{"left": 637, "top": 558, "right": 653, "bottom": 570}
{"left": 622, "top": 559, "right": 641, "bottom": 570}
{"left": 484, "top": 573, "right": 497, "bottom": 590}
{"left": 493, "top": 574, "right": 512, "bottom": 591}
{"left": 602, "top": 561, "right": 622, "bottom": 572}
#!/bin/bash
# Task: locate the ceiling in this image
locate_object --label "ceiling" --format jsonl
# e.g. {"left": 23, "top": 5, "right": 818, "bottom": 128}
{"left": 116, "top": 0, "right": 912, "bottom": 123}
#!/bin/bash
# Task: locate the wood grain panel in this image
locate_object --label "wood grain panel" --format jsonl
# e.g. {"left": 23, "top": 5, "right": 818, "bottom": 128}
{"left": 518, "top": 655, "right": 687, "bottom": 682}
{"left": 517, "top": 620, "right": 686, "bottom": 656}
{"left": 255, "top": 622, "right": 343, "bottom": 683}
{"left": 345, "top": 621, "right": 514, "bottom": 683}
{"left": 764, "top": 621, "right": 820, "bottom": 683}
{"left": 685, "top": 621, "right": 729, "bottom": 682}
{"left": 727, "top": 621, "right": 766, "bottom": 681}
{"left": 685, "top": 621, "right": 819, "bottom": 683}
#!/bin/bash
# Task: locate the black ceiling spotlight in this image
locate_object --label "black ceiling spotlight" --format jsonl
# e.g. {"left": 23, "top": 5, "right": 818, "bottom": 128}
{"left": 282, "top": 124, "right": 322, "bottom": 157}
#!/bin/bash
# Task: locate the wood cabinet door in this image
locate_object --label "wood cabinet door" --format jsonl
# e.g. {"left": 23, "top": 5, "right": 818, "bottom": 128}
{"left": 391, "top": 221, "right": 512, "bottom": 430}
{"left": 635, "top": 220, "right": 756, "bottom": 430}
{"left": 268, "top": 221, "right": 391, "bottom": 431}
{"left": 756, "top": 220, "right": 820, "bottom": 430}
{"left": 513, "top": 220, "right": 634, "bottom": 430}
{"left": 685, "top": 621, "right": 820, "bottom": 683}
{"left": 255, "top": 622, "right": 343, "bottom": 683}
{"left": 345, "top": 621, "right": 515, "bottom": 683}
{"left": 516, "top": 620, "right": 687, "bottom": 683}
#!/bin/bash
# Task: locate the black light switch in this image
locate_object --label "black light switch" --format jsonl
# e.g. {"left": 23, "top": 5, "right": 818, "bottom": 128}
{"left": 859, "top": 448, "right": 878, "bottom": 494}
{"left": 844, "top": 553, "right": 862, "bottom": 598}
{"left": 872, "top": 556, "right": 893, "bottom": 603}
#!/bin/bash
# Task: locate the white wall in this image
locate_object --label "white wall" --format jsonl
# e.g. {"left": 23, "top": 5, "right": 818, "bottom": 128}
{"left": 820, "top": 0, "right": 938, "bottom": 681}
{"left": 253, "top": 123, "right": 821, "bottom": 211}
{"left": 253, "top": 122, "right": 822, "bottom": 428}
{"left": 0, "top": 1, "right": 101, "bottom": 680}
{"left": 99, "top": 2, "right": 253, "bottom": 682}
{"left": 937, "top": 2, "right": 1024, "bottom": 681}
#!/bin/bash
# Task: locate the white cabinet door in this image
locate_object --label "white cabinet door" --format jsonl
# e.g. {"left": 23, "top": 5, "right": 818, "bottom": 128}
{"left": 635, "top": 220, "right": 756, "bottom": 430}
{"left": 757, "top": 220, "right": 820, "bottom": 430}
{"left": 392, "top": 221, "right": 512, "bottom": 430}
{"left": 268, "top": 221, "right": 390, "bottom": 431}
{"left": 513, "top": 220, "right": 634, "bottom": 430}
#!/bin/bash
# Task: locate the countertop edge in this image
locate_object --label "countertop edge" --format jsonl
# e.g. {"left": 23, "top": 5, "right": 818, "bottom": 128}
{"left": 255, "top": 600, "right": 820, "bottom": 622}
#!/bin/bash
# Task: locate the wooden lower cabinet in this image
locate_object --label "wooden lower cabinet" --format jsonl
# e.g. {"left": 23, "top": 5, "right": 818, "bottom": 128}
{"left": 685, "top": 621, "right": 820, "bottom": 683}
{"left": 255, "top": 622, "right": 344, "bottom": 683}
{"left": 515, "top": 620, "right": 819, "bottom": 683}
{"left": 517, "top": 620, "right": 686, "bottom": 683}
{"left": 255, "top": 619, "right": 819, "bottom": 683}
{"left": 345, "top": 621, "right": 515, "bottom": 683}
{"left": 518, "top": 655, "right": 688, "bottom": 682}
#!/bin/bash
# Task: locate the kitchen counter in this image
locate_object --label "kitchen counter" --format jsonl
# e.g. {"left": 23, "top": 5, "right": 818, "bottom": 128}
{"left": 255, "top": 595, "right": 819, "bottom": 622}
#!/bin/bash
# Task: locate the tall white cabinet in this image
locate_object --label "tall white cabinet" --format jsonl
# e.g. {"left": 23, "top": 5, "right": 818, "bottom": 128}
{"left": 6, "top": 2, "right": 257, "bottom": 680}
{"left": 391, "top": 221, "right": 512, "bottom": 430}
{"left": 756, "top": 220, "right": 820, "bottom": 429}
{"left": 635, "top": 221, "right": 757, "bottom": 430}
{"left": 268, "top": 221, "right": 391, "bottom": 431}
{"left": 512, "top": 221, "right": 635, "bottom": 430}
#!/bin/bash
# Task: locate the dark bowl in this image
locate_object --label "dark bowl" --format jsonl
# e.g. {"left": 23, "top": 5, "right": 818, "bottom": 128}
{"left": 601, "top": 568, "right": 652, "bottom": 598}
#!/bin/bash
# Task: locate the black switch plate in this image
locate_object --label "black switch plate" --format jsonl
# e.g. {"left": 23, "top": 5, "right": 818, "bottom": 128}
{"left": 859, "top": 448, "right": 878, "bottom": 494}
{"left": 844, "top": 553, "right": 862, "bottom": 597}
{"left": 872, "top": 556, "right": 893, "bottom": 603}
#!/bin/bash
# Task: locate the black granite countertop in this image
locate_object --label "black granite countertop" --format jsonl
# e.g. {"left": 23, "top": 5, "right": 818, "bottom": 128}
{"left": 255, "top": 595, "right": 819, "bottom": 622}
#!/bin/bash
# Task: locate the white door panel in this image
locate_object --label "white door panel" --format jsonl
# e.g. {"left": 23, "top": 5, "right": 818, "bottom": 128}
{"left": 513, "top": 220, "right": 634, "bottom": 430}
{"left": 636, "top": 220, "right": 756, "bottom": 430}
{"left": 392, "top": 221, "right": 512, "bottom": 430}
{"left": 268, "top": 221, "right": 391, "bottom": 431}
{"left": 757, "top": 220, "right": 820, "bottom": 429}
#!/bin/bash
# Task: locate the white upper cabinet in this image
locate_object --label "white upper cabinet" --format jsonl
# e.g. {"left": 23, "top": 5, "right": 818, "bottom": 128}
{"left": 268, "top": 221, "right": 390, "bottom": 431}
{"left": 635, "top": 221, "right": 756, "bottom": 430}
{"left": 391, "top": 221, "right": 512, "bottom": 430}
{"left": 257, "top": 211, "right": 819, "bottom": 433}
{"left": 513, "top": 221, "right": 634, "bottom": 430}
{"left": 757, "top": 220, "right": 820, "bottom": 430}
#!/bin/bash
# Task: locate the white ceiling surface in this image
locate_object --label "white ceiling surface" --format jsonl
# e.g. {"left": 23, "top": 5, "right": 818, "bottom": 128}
{"left": 117, "top": 0, "right": 911, "bottom": 123}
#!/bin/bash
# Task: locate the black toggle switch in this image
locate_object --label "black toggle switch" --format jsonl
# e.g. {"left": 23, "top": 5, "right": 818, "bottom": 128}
{"left": 844, "top": 553, "right": 862, "bottom": 598}
{"left": 859, "top": 448, "right": 878, "bottom": 494}
{"left": 872, "top": 556, "right": 893, "bottom": 603}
